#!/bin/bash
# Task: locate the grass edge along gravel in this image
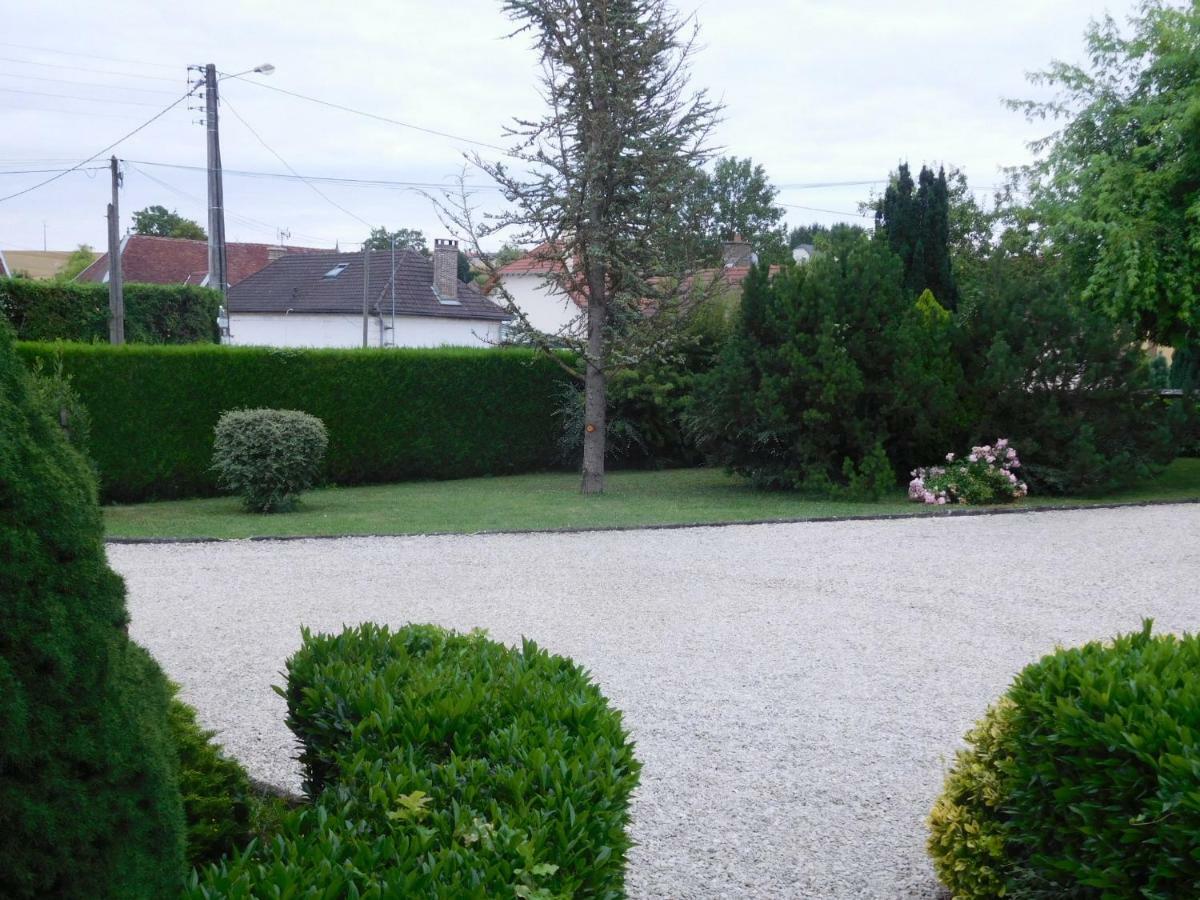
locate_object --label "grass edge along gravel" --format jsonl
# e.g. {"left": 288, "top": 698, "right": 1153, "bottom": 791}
{"left": 104, "top": 460, "right": 1200, "bottom": 542}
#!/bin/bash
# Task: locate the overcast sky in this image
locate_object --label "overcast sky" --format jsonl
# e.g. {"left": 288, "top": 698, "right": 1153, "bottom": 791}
{"left": 1, "top": 0, "right": 1135, "bottom": 254}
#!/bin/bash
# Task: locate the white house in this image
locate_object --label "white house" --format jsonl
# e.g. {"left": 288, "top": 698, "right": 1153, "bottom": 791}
{"left": 491, "top": 243, "right": 586, "bottom": 337}
{"left": 225, "top": 239, "right": 509, "bottom": 349}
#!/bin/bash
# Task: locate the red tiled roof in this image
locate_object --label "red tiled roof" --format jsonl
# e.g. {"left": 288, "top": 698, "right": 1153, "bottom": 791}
{"left": 76, "top": 235, "right": 327, "bottom": 287}
{"left": 495, "top": 241, "right": 560, "bottom": 275}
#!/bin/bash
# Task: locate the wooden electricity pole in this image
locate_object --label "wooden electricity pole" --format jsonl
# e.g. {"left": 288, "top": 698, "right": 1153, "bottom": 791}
{"left": 106, "top": 155, "right": 124, "bottom": 345}
{"left": 204, "top": 63, "right": 228, "bottom": 299}
{"left": 361, "top": 244, "right": 370, "bottom": 347}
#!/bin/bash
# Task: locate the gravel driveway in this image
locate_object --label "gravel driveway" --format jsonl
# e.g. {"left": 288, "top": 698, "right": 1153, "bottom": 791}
{"left": 109, "top": 505, "right": 1200, "bottom": 899}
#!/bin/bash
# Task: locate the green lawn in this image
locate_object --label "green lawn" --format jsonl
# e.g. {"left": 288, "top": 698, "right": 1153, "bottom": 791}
{"left": 102, "top": 459, "right": 1200, "bottom": 541}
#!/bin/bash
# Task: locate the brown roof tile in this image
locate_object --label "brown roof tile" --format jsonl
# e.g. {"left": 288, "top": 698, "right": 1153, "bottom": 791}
{"left": 76, "top": 235, "right": 326, "bottom": 286}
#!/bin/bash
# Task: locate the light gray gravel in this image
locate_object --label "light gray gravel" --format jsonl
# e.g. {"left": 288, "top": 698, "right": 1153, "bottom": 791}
{"left": 109, "top": 505, "right": 1200, "bottom": 899}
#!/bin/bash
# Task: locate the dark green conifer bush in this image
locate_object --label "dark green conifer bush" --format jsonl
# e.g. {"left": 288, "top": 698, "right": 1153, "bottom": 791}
{"left": 0, "top": 321, "right": 185, "bottom": 897}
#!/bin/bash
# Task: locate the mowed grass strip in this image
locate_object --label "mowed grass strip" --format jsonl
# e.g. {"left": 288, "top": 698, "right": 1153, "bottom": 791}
{"left": 103, "top": 459, "right": 1200, "bottom": 541}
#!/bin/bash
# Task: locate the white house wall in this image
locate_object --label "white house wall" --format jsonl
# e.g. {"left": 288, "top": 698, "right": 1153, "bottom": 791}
{"left": 226, "top": 313, "right": 502, "bottom": 349}
{"left": 496, "top": 272, "right": 584, "bottom": 336}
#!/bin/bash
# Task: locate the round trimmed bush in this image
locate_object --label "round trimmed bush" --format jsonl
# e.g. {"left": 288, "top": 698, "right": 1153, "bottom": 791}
{"left": 929, "top": 621, "right": 1200, "bottom": 898}
{"left": 212, "top": 408, "right": 327, "bottom": 512}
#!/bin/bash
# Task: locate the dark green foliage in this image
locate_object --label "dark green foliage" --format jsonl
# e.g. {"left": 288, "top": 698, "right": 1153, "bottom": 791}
{"left": 959, "top": 251, "right": 1177, "bottom": 494}
{"left": 190, "top": 623, "right": 640, "bottom": 897}
{"left": 212, "top": 408, "right": 328, "bottom": 512}
{"left": 168, "top": 693, "right": 253, "bottom": 868}
{"left": 0, "top": 321, "right": 185, "bottom": 896}
{"left": 132, "top": 204, "right": 206, "bottom": 240}
{"left": 929, "top": 621, "right": 1200, "bottom": 899}
{"left": 26, "top": 352, "right": 91, "bottom": 457}
{"left": 16, "top": 343, "right": 572, "bottom": 502}
{"left": 875, "top": 163, "right": 959, "bottom": 310}
{"left": 691, "top": 232, "right": 964, "bottom": 491}
{"left": 0, "top": 277, "right": 220, "bottom": 343}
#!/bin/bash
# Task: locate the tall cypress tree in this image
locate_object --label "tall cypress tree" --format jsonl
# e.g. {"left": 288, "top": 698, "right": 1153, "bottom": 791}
{"left": 0, "top": 322, "right": 185, "bottom": 897}
{"left": 876, "top": 163, "right": 959, "bottom": 309}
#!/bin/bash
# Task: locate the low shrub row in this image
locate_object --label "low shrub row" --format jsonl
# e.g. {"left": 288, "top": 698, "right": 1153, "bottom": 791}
{"left": 0, "top": 277, "right": 221, "bottom": 344}
{"left": 189, "top": 623, "right": 640, "bottom": 897}
{"left": 15, "top": 342, "right": 573, "bottom": 502}
{"left": 930, "top": 622, "right": 1200, "bottom": 898}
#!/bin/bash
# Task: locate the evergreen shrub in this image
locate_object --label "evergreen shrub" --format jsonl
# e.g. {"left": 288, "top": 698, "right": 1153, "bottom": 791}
{"left": 212, "top": 408, "right": 328, "bottom": 512}
{"left": 0, "top": 321, "right": 185, "bottom": 897}
{"left": 929, "top": 622, "right": 1200, "bottom": 898}
{"left": 189, "top": 623, "right": 640, "bottom": 897}
{"left": 0, "top": 277, "right": 220, "bottom": 343}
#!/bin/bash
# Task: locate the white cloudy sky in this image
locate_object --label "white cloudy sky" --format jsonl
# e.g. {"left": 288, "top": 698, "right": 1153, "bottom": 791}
{"left": 1, "top": 0, "right": 1133, "bottom": 253}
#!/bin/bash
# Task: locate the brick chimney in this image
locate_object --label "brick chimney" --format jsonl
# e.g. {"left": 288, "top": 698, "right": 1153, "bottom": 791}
{"left": 722, "top": 233, "right": 754, "bottom": 268}
{"left": 433, "top": 238, "right": 458, "bottom": 300}
{"left": 267, "top": 245, "right": 288, "bottom": 262}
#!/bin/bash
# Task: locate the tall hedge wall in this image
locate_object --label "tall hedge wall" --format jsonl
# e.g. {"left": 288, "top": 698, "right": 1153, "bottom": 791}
{"left": 16, "top": 343, "right": 571, "bottom": 502}
{"left": 0, "top": 277, "right": 220, "bottom": 343}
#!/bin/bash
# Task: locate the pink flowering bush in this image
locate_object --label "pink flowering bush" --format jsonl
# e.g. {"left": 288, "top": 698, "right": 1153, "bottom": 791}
{"left": 908, "top": 439, "right": 1028, "bottom": 505}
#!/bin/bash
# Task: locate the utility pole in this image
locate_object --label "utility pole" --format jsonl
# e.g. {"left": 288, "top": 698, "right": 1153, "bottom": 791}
{"left": 107, "top": 155, "right": 124, "bottom": 345}
{"left": 203, "top": 64, "right": 228, "bottom": 298}
{"left": 361, "top": 243, "right": 370, "bottom": 347}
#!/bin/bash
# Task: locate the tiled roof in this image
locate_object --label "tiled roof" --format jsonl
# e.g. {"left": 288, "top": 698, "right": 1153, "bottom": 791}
{"left": 75, "top": 235, "right": 326, "bottom": 286}
{"left": 227, "top": 250, "right": 510, "bottom": 321}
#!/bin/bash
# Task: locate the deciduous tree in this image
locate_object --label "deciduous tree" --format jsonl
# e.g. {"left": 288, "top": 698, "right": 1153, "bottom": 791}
{"left": 132, "top": 204, "right": 206, "bottom": 240}
{"left": 1009, "top": 1, "right": 1200, "bottom": 345}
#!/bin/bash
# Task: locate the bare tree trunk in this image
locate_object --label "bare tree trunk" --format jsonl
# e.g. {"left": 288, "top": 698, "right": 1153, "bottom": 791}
{"left": 581, "top": 291, "right": 607, "bottom": 495}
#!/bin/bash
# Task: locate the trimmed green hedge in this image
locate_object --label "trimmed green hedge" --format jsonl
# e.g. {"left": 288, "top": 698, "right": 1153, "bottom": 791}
{"left": 0, "top": 277, "right": 220, "bottom": 343}
{"left": 16, "top": 343, "right": 572, "bottom": 502}
{"left": 189, "top": 623, "right": 640, "bottom": 897}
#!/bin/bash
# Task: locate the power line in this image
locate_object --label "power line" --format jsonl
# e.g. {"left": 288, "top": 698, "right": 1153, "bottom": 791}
{"left": 0, "top": 41, "right": 179, "bottom": 70}
{"left": 0, "top": 55, "right": 182, "bottom": 82}
{"left": 225, "top": 75, "right": 515, "bottom": 155}
{"left": 125, "top": 158, "right": 501, "bottom": 191}
{"left": 781, "top": 202, "right": 870, "bottom": 217}
{"left": 126, "top": 163, "right": 335, "bottom": 245}
{"left": 0, "top": 70, "right": 180, "bottom": 95}
{"left": 219, "top": 95, "right": 374, "bottom": 229}
{"left": 0, "top": 166, "right": 107, "bottom": 176}
{"left": 0, "top": 86, "right": 196, "bottom": 204}
{"left": 0, "top": 86, "right": 164, "bottom": 107}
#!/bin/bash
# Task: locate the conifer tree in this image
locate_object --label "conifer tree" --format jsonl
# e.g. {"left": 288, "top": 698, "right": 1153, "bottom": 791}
{"left": 876, "top": 163, "right": 959, "bottom": 309}
{"left": 0, "top": 322, "right": 185, "bottom": 897}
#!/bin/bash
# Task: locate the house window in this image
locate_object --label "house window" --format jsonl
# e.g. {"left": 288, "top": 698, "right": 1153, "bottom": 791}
{"left": 324, "top": 263, "right": 348, "bottom": 278}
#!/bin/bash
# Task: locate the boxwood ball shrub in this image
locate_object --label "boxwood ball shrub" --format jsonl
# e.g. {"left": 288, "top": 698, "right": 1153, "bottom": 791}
{"left": 212, "top": 408, "right": 328, "bottom": 512}
{"left": 189, "top": 623, "right": 641, "bottom": 897}
{"left": 928, "top": 621, "right": 1200, "bottom": 898}
{"left": 0, "top": 321, "right": 185, "bottom": 897}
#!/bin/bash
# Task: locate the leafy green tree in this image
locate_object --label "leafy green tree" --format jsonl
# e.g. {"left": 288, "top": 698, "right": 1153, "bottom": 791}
{"left": 1009, "top": 1, "right": 1200, "bottom": 346}
{"left": 702, "top": 156, "right": 789, "bottom": 263}
{"left": 58, "top": 244, "right": 95, "bottom": 281}
{"left": 0, "top": 322, "right": 185, "bottom": 896}
{"left": 875, "top": 163, "right": 959, "bottom": 309}
{"left": 690, "top": 230, "right": 963, "bottom": 491}
{"left": 132, "top": 204, "right": 206, "bottom": 240}
{"left": 959, "top": 248, "right": 1178, "bottom": 494}
{"left": 361, "top": 227, "right": 428, "bottom": 254}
